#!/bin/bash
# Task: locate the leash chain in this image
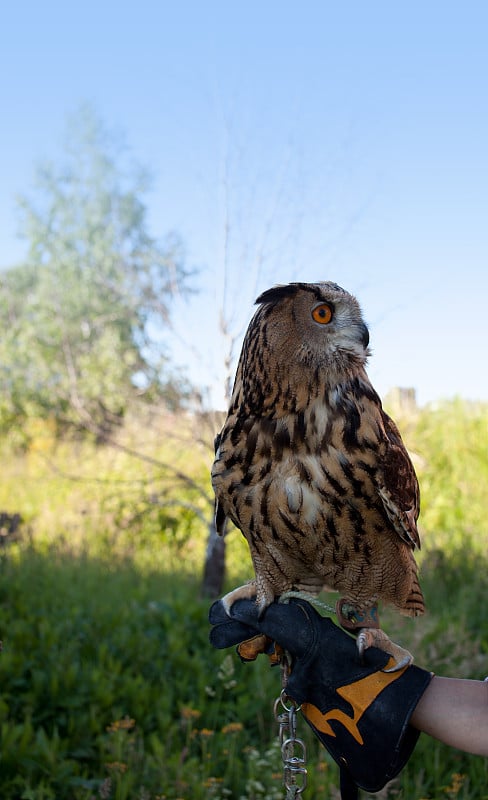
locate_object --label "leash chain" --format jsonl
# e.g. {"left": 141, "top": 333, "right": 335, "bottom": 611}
{"left": 273, "top": 656, "right": 307, "bottom": 798}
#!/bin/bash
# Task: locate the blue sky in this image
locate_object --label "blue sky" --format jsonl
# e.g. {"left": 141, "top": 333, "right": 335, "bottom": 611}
{"left": 1, "top": 2, "right": 487, "bottom": 408}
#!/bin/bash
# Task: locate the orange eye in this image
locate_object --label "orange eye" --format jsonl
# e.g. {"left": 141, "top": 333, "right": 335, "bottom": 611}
{"left": 311, "top": 303, "right": 333, "bottom": 325}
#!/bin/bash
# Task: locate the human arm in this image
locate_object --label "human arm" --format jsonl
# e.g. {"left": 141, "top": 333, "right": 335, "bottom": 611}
{"left": 410, "top": 676, "right": 488, "bottom": 756}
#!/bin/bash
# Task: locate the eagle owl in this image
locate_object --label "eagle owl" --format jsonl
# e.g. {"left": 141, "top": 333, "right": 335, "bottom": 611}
{"left": 212, "top": 282, "right": 424, "bottom": 668}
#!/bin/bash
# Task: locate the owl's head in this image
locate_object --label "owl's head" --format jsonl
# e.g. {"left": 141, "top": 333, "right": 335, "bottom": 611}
{"left": 234, "top": 282, "right": 371, "bottom": 414}
{"left": 253, "top": 281, "right": 370, "bottom": 371}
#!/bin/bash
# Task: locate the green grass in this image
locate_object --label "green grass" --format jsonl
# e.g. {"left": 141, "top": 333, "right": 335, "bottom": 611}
{"left": 0, "top": 400, "right": 487, "bottom": 799}
{"left": 0, "top": 546, "right": 283, "bottom": 799}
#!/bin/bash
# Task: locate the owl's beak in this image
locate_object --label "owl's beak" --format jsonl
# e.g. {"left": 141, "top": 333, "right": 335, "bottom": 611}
{"left": 360, "top": 323, "right": 370, "bottom": 349}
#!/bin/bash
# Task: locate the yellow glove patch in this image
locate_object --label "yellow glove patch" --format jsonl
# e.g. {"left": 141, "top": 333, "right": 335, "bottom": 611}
{"left": 301, "top": 657, "right": 408, "bottom": 745}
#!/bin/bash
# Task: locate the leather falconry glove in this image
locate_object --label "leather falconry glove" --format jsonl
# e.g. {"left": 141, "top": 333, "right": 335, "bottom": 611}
{"left": 209, "top": 597, "right": 432, "bottom": 800}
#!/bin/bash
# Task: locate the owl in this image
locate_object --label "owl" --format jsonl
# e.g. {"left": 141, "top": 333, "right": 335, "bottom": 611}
{"left": 211, "top": 282, "right": 424, "bottom": 669}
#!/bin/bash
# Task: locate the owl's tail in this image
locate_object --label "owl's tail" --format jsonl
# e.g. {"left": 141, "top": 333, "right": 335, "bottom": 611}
{"left": 403, "top": 572, "right": 425, "bottom": 616}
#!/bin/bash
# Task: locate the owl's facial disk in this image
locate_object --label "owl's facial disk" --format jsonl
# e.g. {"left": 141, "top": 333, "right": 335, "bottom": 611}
{"left": 295, "top": 289, "right": 370, "bottom": 367}
{"left": 253, "top": 282, "right": 371, "bottom": 378}
{"left": 314, "top": 300, "right": 370, "bottom": 352}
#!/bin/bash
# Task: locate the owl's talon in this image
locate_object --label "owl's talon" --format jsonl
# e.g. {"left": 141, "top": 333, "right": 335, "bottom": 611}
{"left": 383, "top": 654, "right": 412, "bottom": 673}
{"left": 356, "top": 627, "right": 413, "bottom": 672}
{"left": 356, "top": 629, "right": 370, "bottom": 664}
{"left": 221, "top": 582, "right": 257, "bottom": 614}
{"left": 256, "top": 597, "right": 270, "bottom": 619}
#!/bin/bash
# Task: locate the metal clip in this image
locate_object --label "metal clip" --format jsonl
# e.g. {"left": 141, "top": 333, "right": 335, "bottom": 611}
{"left": 274, "top": 690, "right": 307, "bottom": 797}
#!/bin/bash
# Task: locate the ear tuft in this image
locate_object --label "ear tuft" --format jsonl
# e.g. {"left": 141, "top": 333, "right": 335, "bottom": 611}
{"left": 255, "top": 283, "right": 302, "bottom": 306}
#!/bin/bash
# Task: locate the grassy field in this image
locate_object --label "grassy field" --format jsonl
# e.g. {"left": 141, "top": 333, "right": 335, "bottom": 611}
{"left": 0, "top": 400, "right": 487, "bottom": 799}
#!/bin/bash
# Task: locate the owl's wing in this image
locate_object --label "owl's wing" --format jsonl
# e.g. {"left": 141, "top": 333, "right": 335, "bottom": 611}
{"left": 214, "top": 432, "right": 227, "bottom": 536}
{"left": 376, "top": 412, "right": 421, "bottom": 550}
{"left": 213, "top": 430, "right": 231, "bottom": 536}
{"left": 214, "top": 499, "right": 227, "bottom": 535}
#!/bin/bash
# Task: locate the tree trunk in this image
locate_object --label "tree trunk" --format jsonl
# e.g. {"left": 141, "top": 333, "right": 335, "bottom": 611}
{"left": 201, "top": 518, "right": 227, "bottom": 598}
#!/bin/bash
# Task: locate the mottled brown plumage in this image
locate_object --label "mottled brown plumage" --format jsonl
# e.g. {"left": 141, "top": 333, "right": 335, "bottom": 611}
{"left": 212, "top": 282, "right": 424, "bottom": 666}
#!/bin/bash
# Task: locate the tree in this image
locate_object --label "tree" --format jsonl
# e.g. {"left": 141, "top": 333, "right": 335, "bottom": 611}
{"left": 0, "top": 105, "right": 191, "bottom": 436}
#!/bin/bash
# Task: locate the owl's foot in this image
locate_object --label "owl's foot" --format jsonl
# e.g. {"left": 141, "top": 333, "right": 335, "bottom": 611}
{"left": 220, "top": 581, "right": 258, "bottom": 614}
{"left": 335, "top": 599, "right": 412, "bottom": 671}
{"left": 220, "top": 579, "right": 275, "bottom": 618}
{"left": 357, "top": 627, "right": 414, "bottom": 672}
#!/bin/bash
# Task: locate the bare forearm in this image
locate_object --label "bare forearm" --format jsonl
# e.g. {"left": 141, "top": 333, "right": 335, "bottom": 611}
{"left": 410, "top": 676, "right": 488, "bottom": 756}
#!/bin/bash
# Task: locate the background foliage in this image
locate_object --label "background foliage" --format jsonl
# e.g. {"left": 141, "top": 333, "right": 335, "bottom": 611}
{"left": 0, "top": 399, "right": 486, "bottom": 799}
{"left": 0, "top": 107, "right": 191, "bottom": 440}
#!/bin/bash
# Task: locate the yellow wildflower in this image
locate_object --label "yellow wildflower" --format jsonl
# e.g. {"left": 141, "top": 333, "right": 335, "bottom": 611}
{"left": 180, "top": 706, "right": 201, "bottom": 721}
{"left": 106, "top": 717, "right": 135, "bottom": 733}
{"left": 221, "top": 721, "right": 243, "bottom": 735}
{"left": 105, "top": 761, "right": 128, "bottom": 773}
{"left": 204, "top": 777, "right": 223, "bottom": 788}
